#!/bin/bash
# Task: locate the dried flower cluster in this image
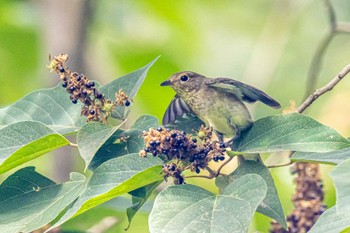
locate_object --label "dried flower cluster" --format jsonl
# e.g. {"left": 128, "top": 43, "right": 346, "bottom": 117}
{"left": 139, "top": 126, "right": 227, "bottom": 184}
{"left": 47, "top": 54, "right": 131, "bottom": 122}
{"left": 270, "top": 162, "right": 325, "bottom": 233}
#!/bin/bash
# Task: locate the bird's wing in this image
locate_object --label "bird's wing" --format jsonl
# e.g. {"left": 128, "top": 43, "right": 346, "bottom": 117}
{"left": 205, "top": 77, "right": 281, "bottom": 109}
{"left": 162, "top": 95, "right": 193, "bottom": 125}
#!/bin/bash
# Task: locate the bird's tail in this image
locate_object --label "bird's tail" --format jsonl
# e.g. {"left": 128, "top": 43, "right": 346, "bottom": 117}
{"left": 237, "top": 153, "right": 262, "bottom": 165}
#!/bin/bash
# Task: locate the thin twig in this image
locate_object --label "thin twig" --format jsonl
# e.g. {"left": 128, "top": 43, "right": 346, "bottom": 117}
{"left": 267, "top": 160, "right": 293, "bottom": 169}
{"left": 298, "top": 64, "right": 350, "bottom": 113}
{"left": 215, "top": 157, "right": 233, "bottom": 176}
{"left": 304, "top": 0, "right": 350, "bottom": 98}
{"left": 70, "top": 142, "right": 78, "bottom": 147}
{"left": 184, "top": 174, "right": 213, "bottom": 179}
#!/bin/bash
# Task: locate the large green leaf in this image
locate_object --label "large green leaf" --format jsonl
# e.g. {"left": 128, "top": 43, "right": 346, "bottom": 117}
{"left": 291, "top": 148, "right": 350, "bottom": 164}
{"left": 0, "top": 84, "right": 85, "bottom": 134}
{"left": 309, "top": 206, "right": 350, "bottom": 233}
{"left": 234, "top": 113, "right": 350, "bottom": 153}
{"left": 330, "top": 158, "right": 350, "bottom": 214}
{"left": 77, "top": 122, "right": 124, "bottom": 170}
{"left": 86, "top": 115, "right": 157, "bottom": 171}
{"left": 126, "top": 181, "right": 162, "bottom": 230}
{"left": 0, "top": 121, "right": 69, "bottom": 174}
{"left": 130, "top": 115, "right": 159, "bottom": 130}
{"left": 49, "top": 154, "right": 163, "bottom": 230}
{"left": 100, "top": 57, "right": 159, "bottom": 120}
{"left": 149, "top": 174, "right": 267, "bottom": 233}
{"left": 216, "top": 161, "right": 287, "bottom": 228}
{"left": 164, "top": 113, "right": 204, "bottom": 132}
{"left": 0, "top": 167, "right": 85, "bottom": 233}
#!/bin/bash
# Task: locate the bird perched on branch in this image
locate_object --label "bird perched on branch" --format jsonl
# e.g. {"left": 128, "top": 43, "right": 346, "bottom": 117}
{"left": 161, "top": 71, "right": 281, "bottom": 162}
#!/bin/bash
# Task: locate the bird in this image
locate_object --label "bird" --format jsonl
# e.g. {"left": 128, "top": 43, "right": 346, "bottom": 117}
{"left": 160, "top": 71, "right": 281, "bottom": 163}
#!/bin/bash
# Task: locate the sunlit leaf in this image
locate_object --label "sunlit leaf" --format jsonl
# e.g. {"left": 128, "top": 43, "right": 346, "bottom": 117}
{"left": 0, "top": 84, "right": 85, "bottom": 134}
{"left": 0, "top": 121, "right": 69, "bottom": 174}
{"left": 100, "top": 57, "right": 159, "bottom": 120}
{"left": 0, "top": 167, "right": 85, "bottom": 233}
{"left": 216, "top": 161, "right": 287, "bottom": 228}
{"left": 291, "top": 148, "right": 350, "bottom": 164}
{"left": 149, "top": 174, "right": 267, "bottom": 233}
{"left": 49, "top": 154, "right": 163, "bottom": 230}
{"left": 234, "top": 113, "right": 350, "bottom": 153}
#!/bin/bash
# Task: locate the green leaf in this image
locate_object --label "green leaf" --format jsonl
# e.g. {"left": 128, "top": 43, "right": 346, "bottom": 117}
{"left": 100, "top": 57, "right": 159, "bottom": 120}
{"left": 164, "top": 113, "right": 204, "bottom": 132}
{"left": 309, "top": 206, "right": 350, "bottom": 233}
{"left": 234, "top": 113, "right": 350, "bottom": 153}
{"left": 216, "top": 161, "right": 287, "bottom": 229}
{"left": 0, "top": 121, "right": 69, "bottom": 174}
{"left": 126, "top": 181, "right": 162, "bottom": 230}
{"left": 49, "top": 154, "right": 163, "bottom": 230}
{"left": 330, "top": 158, "right": 350, "bottom": 213}
{"left": 131, "top": 115, "right": 159, "bottom": 131}
{"left": 0, "top": 84, "right": 85, "bottom": 134}
{"left": 291, "top": 147, "right": 350, "bottom": 164}
{"left": 0, "top": 167, "right": 85, "bottom": 233}
{"left": 149, "top": 174, "right": 267, "bottom": 233}
{"left": 77, "top": 122, "right": 124, "bottom": 170}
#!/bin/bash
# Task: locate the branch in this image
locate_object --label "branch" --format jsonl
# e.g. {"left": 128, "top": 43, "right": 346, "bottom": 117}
{"left": 298, "top": 64, "right": 350, "bottom": 113}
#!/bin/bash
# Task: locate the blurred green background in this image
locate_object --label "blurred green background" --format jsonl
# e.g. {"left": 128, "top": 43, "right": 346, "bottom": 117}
{"left": 1, "top": 0, "right": 350, "bottom": 232}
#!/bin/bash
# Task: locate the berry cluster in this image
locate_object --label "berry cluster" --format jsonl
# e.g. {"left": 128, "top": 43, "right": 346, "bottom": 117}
{"left": 270, "top": 163, "right": 326, "bottom": 233}
{"left": 139, "top": 126, "right": 227, "bottom": 184}
{"left": 48, "top": 54, "right": 131, "bottom": 122}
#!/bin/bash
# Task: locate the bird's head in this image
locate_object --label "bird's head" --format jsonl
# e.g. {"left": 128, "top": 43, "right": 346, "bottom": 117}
{"left": 160, "top": 71, "right": 204, "bottom": 96}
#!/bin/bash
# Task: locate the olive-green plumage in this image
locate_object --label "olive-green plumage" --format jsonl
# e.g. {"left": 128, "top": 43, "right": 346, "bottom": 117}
{"left": 161, "top": 71, "right": 280, "bottom": 144}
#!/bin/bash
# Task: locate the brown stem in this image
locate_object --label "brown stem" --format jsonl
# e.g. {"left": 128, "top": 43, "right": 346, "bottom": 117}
{"left": 298, "top": 64, "right": 350, "bottom": 113}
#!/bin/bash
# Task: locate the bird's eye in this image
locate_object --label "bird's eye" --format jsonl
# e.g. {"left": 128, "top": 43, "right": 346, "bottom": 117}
{"left": 180, "top": 75, "right": 189, "bottom": 82}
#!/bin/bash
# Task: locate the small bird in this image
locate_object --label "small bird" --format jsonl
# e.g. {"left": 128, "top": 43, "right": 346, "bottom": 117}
{"left": 161, "top": 71, "right": 281, "bottom": 162}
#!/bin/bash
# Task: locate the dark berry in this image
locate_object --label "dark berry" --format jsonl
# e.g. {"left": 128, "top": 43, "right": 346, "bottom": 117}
{"left": 71, "top": 99, "right": 78, "bottom": 104}
{"left": 171, "top": 133, "right": 177, "bottom": 138}
{"left": 155, "top": 140, "right": 161, "bottom": 146}
{"left": 96, "top": 92, "right": 103, "bottom": 99}
{"left": 59, "top": 67, "right": 65, "bottom": 72}
{"left": 178, "top": 176, "right": 184, "bottom": 184}
{"left": 144, "top": 147, "right": 149, "bottom": 152}
{"left": 69, "top": 86, "right": 75, "bottom": 92}
{"left": 149, "top": 141, "right": 156, "bottom": 147}
{"left": 76, "top": 76, "right": 81, "bottom": 81}
{"left": 213, "top": 156, "right": 219, "bottom": 162}
{"left": 172, "top": 148, "right": 178, "bottom": 153}
{"left": 89, "top": 109, "right": 95, "bottom": 115}
{"left": 189, "top": 156, "right": 195, "bottom": 162}
{"left": 157, "top": 127, "right": 163, "bottom": 132}
{"left": 220, "top": 143, "right": 226, "bottom": 148}
{"left": 169, "top": 165, "right": 176, "bottom": 171}
{"left": 85, "top": 83, "right": 91, "bottom": 88}
{"left": 179, "top": 143, "right": 185, "bottom": 148}
{"left": 204, "top": 148, "right": 210, "bottom": 154}
{"left": 151, "top": 151, "right": 157, "bottom": 156}
{"left": 165, "top": 136, "right": 171, "bottom": 142}
{"left": 195, "top": 167, "right": 200, "bottom": 174}
{"left": 82, "top": 90, "right": 87, "bottom": 96}
{"left": 219, "top": 156, "right": 225, "bottom": 161}
{"left": 162, "top": 149, "right": 169, "bottom": 155}
{"left": 192, "top": 138, "right": 197, "bottom": 143}
{"left": 62, "top": 81, "right": 67, "bottom": 88}
{"left": 125, "top": 100, "right": 131, "bottom": 107}
{"left": 90, "top": 81, "right": 95, "bottom": 87}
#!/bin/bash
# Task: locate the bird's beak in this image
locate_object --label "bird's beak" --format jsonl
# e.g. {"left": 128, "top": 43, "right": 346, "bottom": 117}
{"left": 160, "top": 80, "right": 172, "bottom": 86}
